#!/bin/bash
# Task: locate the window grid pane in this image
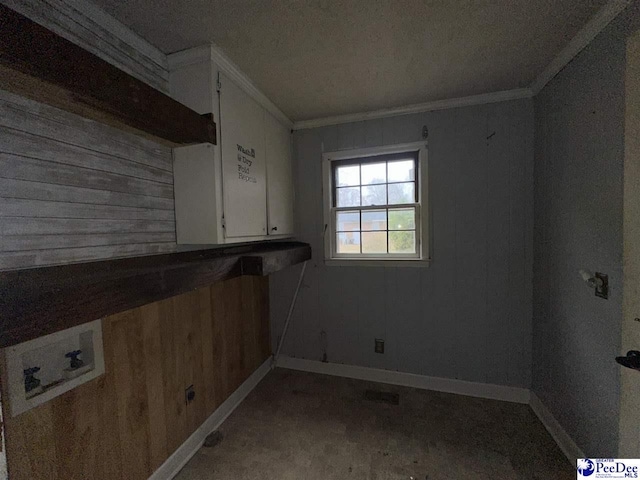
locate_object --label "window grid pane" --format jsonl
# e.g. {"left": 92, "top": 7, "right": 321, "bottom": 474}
{"left": 388, "top": 208, "right": 416, "bottom": 230}
{"left": 335, "top": 207, "right": 417, "bottom": 256}
{"left": 388, "top": 182, "right": 415, "bottom": 204}
{"left": 337, "top": 232, "right": 361, "bottom": 254}
{"left": 387, "top": 159, "right": 415, "bottom": 183}
{"left": 336, "top": 186, "right": 361, "bottom": 207}
{"left": 361, "top": 209, "right": 387, "bottom": 231}
{"left": 362, "top": 184, "right": 387, "bottom": 206}
{"left": 336, "top": 210, "right": 360, "bottom": 232}
{"left": 389, "top": 230, "right": 416, "bottom": 254}
{"left": 361, "top": 162, "right": 386, "bottom": 185}
{"left": 334, "top": 182, "right": 417, "bottom": 206}
{"left": 336, "top": 164, "right": 360, "bottom": 187}
{"left": 332, "top": 154, "right": 419, "bottom": 257}
{"left": 361, "top": 231, "right": 387, "bottom": 253}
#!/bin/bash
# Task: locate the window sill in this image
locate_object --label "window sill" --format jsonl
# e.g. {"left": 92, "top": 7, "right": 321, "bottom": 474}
{"left": 324, "top": 258, "right": 431, "bottom": 268}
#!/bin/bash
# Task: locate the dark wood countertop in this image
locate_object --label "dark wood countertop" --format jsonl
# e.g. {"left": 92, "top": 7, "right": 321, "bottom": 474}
{"left": 0, "top": 241, "right": 311, "bottom": 348}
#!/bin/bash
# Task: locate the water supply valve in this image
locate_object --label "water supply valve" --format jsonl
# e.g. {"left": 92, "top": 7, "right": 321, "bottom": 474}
{"left": 65, "top": 350, "right": 84, "bottom": 370}
{"left": 24, "top": 366, "right": 41, "bottom": 393}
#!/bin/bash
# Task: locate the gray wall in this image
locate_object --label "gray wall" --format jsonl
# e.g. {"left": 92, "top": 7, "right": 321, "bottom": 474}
{"left": 0, "top": 1, "right": 176, "bottom": 270}
{"left": 533, "top": 5, "right": 640, "bottom": 457}
{"left": 271, "top": 98, "right": 534, "bottom": 388}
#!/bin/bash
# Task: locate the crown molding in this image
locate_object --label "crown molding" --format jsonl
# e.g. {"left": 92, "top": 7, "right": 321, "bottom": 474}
{"left": 167, "top": 44, "right": 293, "bottom": 128}
{"left": 530, "top": 0, "right": 632, "bottom": 95}
{"left": 166, "top": 0, "right": 630, "bottom": 131}
{"left": 166, "top": 44, "right": 213, "bottom": 69}
{"left": 292, "top": 88, "right": 533, "bottom": 130}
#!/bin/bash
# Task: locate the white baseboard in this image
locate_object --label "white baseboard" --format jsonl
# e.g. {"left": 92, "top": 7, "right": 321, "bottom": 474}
{"left": 278, "top": 357, "right": 586, "bottom": 465}
{"left": 148, "top": 359, "right": 272, "bottom": 480}
{"left": 145, "top": 355, "right": 580, "bottom": 478}
{"left": 276, "top": 356, "right": 530, "bottom": 404}
{"left": 529, "top": 392, "right": 584, "bottom": 464}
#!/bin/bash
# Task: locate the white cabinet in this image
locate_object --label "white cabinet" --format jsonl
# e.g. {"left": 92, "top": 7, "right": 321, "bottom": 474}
{"left": 168, "top": 47, "right": 294, "bottom": 245}
{"left": 173, "top": 143, "right": 222, "bottom": 244}
{"left": 265, "top": 111, "right": 294, "bottom": 236}
{"left": 219, "top": 72, "right": 267, "bottom": 238}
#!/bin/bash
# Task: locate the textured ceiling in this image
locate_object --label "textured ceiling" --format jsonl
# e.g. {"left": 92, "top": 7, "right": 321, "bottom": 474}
{"left": 92, "top": 0, "right": 609, "bottom": 121}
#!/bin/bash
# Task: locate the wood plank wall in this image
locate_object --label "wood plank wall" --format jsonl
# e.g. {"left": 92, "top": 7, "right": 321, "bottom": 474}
{"left": 0, "top": 89, "right": 178, "bottom": 270}
{"left": 2, "top": 276, "right": 271, "bottom": 480}
{"left": 0, "top": 0, "right": 175, "bottom": 271}
{"left": 0, "top": 0, "right": 169, "bottom": 93}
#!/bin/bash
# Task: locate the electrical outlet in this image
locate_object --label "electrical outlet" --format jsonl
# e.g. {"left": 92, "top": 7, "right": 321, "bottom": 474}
{"left": 374, "top": 338, "right": 385, "bottom": 354}
{"left": 185, "top": 385, "right": 195, "bottom": 405}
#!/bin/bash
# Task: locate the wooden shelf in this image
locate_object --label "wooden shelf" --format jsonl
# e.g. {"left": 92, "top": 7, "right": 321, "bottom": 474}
{"left": 0, "top": 4, "right": 216, "bottom": 146}
{"left": 0, "top": 241, "right": 310, "bottom": 348}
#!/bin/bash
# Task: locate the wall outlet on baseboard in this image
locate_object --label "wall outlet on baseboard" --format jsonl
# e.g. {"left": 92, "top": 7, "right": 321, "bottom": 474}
{"left": 374, "top": 338, "right": 385, "bottom": 354}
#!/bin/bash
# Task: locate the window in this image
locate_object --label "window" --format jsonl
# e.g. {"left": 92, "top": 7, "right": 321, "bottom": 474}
{"left": 322, "top": 142, "right": 429, "bottom": 265}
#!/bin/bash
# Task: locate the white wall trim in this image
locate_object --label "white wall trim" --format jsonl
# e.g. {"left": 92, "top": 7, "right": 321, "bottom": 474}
{"left": 530, "top": 0, "right": 632, "bottom": 94}
{"left": 162, "top": 0, "right": 632, "bottom": 131}
{"left": 143, "top": 356, "right": 582, "bottom": 478}
{"left": 277, "top": 356, "right": 530, "bottom": 404}
{"left": 166, "top": 44, "right": 208, "bottom": 69}
{"left": 167, "top": 44, "right": 293, "bottom": 128}
{"left": 291, "top": 88, "right": 532, "bottom": 130}
{"left": 148, "top": 358, "right": 272, "bottom": 480}
{"left": 529, "top": 392, "right": 585, "bottom": 465}
{"left": 278, "top": 357, "right": 587, "bottom": 465}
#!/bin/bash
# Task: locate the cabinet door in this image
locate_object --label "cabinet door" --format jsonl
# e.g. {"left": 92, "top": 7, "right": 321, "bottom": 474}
{"left": 265, "top": 112, "right": 294, "bottom": 235}
{"left": 219, "top": 73, "right": 267, "bottom": 238}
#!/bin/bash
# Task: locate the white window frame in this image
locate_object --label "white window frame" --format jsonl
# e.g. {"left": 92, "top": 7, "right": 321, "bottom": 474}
{"left": 322, "top": 141, "right": 430, "bottom": 267}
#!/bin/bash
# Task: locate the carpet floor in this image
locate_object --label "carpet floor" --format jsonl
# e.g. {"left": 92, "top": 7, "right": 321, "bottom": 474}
{"left": 175, "top": 368, "right": 574, "bottom": 480}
